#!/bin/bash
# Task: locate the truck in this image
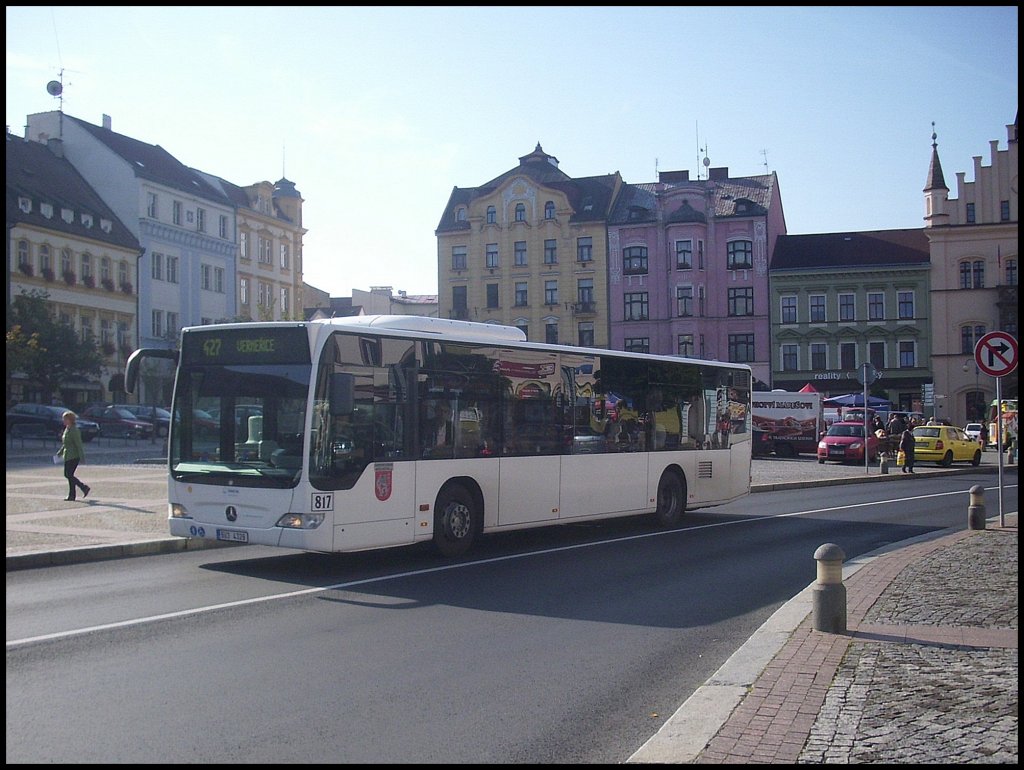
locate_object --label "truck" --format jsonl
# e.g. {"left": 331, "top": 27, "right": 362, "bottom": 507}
{"left": 751, "top": 391, "right": 824, "bottom": 458}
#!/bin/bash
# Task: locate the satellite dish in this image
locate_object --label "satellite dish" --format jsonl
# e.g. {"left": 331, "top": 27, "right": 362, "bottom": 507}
{"left": 46, "top": 80, "right": 63, "bottom": 96}
{"left": 703, "top": 156, "right": 710, "bottom": 168}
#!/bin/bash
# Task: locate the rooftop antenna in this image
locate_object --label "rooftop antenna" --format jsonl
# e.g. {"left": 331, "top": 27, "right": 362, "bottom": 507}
{"left": 48, "top": 9, "right": 68, "bottom": 138}
{"left": 695, "top": 121, "right": 700, "bottom": 179}
{"left": 655, "top": 156, "right": 658, "bottom": 178}
{"left": 701, "top": 144, "right": 710, "bottom": 180}
{"left": 45, "top": 69, "right": 66, "bottom": 138}
{"left": 761, "top": 148, "right": 769, "bottom": 173}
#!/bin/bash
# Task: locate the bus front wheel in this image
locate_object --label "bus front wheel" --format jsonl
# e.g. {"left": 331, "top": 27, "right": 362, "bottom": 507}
{"left": 433, "top": 484, "right": 478, "bottom": 557}
{"left": 654, "top": 470, "right": 686, "bottom": 528}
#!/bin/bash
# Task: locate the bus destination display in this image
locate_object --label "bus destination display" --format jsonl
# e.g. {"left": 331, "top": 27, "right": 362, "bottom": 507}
{"left": 182, "top": 327, "right": 312, "bottom": 366}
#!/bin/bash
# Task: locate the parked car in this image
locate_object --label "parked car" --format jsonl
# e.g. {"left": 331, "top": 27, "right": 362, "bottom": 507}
{"left": 816, "top": 421, "right": 880, "bottom": 464}
{"left": 963, "top": 422, "right": 984, "bottom": 443}
{"left": 912, "top": 425, "right": 982, "bottom": 467}
{"left": 81, "top": 405, "right": 154, "bottom": 439}
{"left": 205, "top": 404, "right": 263, "bottom": 441}
{"left": 112, "top": 404, "right": 172, "bottom": 437}
{"left": 5, "top": 403, "right": 100, "bottom": 442}
{"left": 170, "top": 408, "right": 219, "bottom": 438}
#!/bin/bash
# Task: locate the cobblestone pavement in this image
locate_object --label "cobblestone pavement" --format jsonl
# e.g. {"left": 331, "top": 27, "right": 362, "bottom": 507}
{"left": 797, "top": 527, "right": 1018, "bottom": 764}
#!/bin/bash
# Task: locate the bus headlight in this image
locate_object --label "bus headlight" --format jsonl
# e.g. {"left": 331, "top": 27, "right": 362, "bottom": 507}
{"left": 170, "top": 503, "right": 191, "bottom": 519}
{"left": 276, "top": 513, "right": 325, "bottom": 529}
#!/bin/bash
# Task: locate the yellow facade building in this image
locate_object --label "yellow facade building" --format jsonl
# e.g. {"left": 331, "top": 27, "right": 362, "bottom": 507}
{"left": 436, "top": 144, "right": 621, "bottom": 347}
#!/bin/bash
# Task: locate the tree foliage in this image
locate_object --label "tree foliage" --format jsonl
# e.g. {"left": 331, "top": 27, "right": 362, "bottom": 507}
{"left": 5, "top": 289, "right": 104, "bottom": 401}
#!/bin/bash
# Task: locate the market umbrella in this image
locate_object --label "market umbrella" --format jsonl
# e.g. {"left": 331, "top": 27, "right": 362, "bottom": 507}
{"left": 822, "top": 393, "right": 891, "bottom": 408}
{"left": 798, "top": 383, "right": 818, "bottom": 393}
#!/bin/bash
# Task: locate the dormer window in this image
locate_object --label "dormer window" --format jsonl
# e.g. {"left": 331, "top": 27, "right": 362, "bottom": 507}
{"left": 18, "top": 196, "right": 32, "bottom": 214}
{"left": 61, "top": 208, "right": 74, "bottom": 224}
{"left": 455, "top": 207, "right": 467, "bottom": 222}
{"left": 81, "top": 213, "right": 93, "bottom": 228}
{"left": 100, "top": 218, "right": 112, "bottom": 233}
{"left": 582, "top": 196, "right": 594, "bottom": 212}
{"left": 41, "top": 203, "right": 53, "bottom": 218}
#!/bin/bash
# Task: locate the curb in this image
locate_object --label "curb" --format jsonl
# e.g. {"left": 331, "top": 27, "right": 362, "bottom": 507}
{"left": 6, "top": 535, "right": 235, "bottom": 571}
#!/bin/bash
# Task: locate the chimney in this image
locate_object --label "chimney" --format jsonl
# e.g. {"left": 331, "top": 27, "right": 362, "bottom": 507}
{"left": 46, "top": 137, "right": 64, "bottom": 158}
{"left": 658, "top": 170, "right": 690, "bottom": 183}
{"left": 102, "top": 114, "right": 112, "bottom": 130}
{"left": 708, "top": 167, "right": 730, "bottom": 181}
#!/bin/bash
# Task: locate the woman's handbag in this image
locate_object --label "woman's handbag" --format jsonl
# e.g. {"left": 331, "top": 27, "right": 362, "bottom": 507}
{"left": 896, "top": 449, "right": 906, "bottom": 467}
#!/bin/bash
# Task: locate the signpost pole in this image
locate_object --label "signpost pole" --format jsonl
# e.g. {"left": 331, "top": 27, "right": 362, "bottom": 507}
{"left": 996, "top": 376, "right": 1004, "bottom": 527}
{"left": 974, "top": 331, "right": 1018, "bottom": 528}
{"left": 863, "top": 365, "right": 870, "bottom": 474}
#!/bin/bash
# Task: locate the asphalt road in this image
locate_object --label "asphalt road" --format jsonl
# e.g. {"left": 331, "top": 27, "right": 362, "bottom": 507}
{"left": 6, "top": 470, "right": 1010, "bottom": 764}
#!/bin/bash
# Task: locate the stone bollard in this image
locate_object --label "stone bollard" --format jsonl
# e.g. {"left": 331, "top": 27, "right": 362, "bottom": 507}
{"left": 968, "top": 484, "right": 986, "bottom": 530}
{"left": 879, "top": 454, "right": 889, "bottom": 474}
{"left": 812, "top": 543, "right": 847, "bottom": 633}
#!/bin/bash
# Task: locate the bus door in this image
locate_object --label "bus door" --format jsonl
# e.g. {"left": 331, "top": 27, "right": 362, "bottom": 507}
{"left": 559, "top": 395, "right": 648, "bottom": 517}
{"left": 497, "top": 389, "right": 561, "bottom": 526}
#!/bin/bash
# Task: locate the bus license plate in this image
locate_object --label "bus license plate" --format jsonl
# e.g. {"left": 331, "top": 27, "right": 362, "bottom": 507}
{"left": 217, "top": 529, "right": 249, "bottom": 543}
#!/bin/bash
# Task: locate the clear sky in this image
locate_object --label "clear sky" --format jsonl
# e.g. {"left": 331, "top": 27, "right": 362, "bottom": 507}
{"left": 6, "top": 6, "right": 1018, "bottom": 299}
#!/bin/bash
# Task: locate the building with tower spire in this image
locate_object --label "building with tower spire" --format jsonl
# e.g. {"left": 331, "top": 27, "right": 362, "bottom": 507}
{"left": 924, "top": 115, "right": 1018, "bottom": 425}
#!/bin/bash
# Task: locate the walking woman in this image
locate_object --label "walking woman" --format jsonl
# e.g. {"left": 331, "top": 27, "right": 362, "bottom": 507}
{"left": 58, "top": 410, "right": 91, "bottom": 501}
{"left": 899, "top": 426, "right": 916, "bottom": 474}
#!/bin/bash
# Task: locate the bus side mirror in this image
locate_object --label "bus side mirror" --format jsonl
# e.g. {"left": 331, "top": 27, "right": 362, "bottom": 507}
{"left": 125, "top": 348, "right": 179, "bottom": 394}
{"left": 330, "top": 373, "right": 354, "bottom": 415}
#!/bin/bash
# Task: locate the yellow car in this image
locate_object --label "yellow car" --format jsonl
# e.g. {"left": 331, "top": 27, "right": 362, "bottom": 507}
{"left": 912, "top": 425, "right": 983, "bottom": 467}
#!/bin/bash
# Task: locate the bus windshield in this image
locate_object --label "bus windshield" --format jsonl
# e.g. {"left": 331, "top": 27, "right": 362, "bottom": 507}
{"left": 170, "top": 327, "right": 312, "bottom": 488}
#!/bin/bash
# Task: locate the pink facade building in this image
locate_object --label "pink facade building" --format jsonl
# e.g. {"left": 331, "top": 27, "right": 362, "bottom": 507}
{"left": 607, "top": 167, "right": 786, "bottom": 388}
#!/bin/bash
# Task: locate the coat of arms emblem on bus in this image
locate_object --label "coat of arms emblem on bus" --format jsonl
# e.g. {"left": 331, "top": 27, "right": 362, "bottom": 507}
{"left": 374, "top": 463, "right": 393, "bottom": 501}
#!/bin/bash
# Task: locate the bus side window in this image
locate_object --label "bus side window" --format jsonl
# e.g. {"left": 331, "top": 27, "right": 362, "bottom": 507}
{"left": 421, "top": 399, "right": 454, "bottom": 459}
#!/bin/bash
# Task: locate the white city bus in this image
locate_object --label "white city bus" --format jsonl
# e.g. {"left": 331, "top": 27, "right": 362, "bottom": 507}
{"left": 126, "top": 316, "right": 752, "bottom": 557}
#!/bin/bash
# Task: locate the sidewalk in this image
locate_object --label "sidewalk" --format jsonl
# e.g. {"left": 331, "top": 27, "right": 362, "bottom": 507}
{"left": 629, "top": 511, "right": 1018, "bottom": 764}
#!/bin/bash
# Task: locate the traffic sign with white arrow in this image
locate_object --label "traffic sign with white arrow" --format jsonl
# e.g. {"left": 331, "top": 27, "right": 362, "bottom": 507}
{"left": 975, "top": 331, "right": 1019, "bottom": 377}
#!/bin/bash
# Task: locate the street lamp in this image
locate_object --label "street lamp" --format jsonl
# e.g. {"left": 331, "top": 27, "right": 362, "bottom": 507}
{"left": 962, "top": 359, "right": 980, "bottom": 421}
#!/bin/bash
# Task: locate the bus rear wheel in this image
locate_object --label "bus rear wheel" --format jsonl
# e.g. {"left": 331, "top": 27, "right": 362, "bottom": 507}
{"left": 433, "top": 484, "right": 478, "bottom": 557}
{"left": 654, "top": 470, "right": 686, "bottom": 528}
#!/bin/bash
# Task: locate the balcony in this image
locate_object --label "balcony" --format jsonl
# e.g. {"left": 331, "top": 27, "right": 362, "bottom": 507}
{"left": 573, "top": 301, "right": 597, "bottom": 315}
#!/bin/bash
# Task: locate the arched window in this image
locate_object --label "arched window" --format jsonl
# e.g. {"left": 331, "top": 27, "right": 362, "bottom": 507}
{"left": 959, "top": 259, "right": 985, "bottom": 288}
{"left": 960, "top": 324, "right": 986, "bottom": 354}
{"left": 61, "top": 248, "right": 72, "bottom": 275}
{"left": 39, "top": 244, "right": 51, "bottom": 272}
{"left": 544, "top": 201, "right": 555, "bottom": 220}
{"left": 514, "top": 203, "right": 526, "bottom": 222}
{"left": 17, "top": 239, "right": 31, "bottom": 270}
{"left": 455, "top": 207, "right": 466, "bottom": 222}
{"left": 486, "top": 206, "right": 496, "bottom": 224}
